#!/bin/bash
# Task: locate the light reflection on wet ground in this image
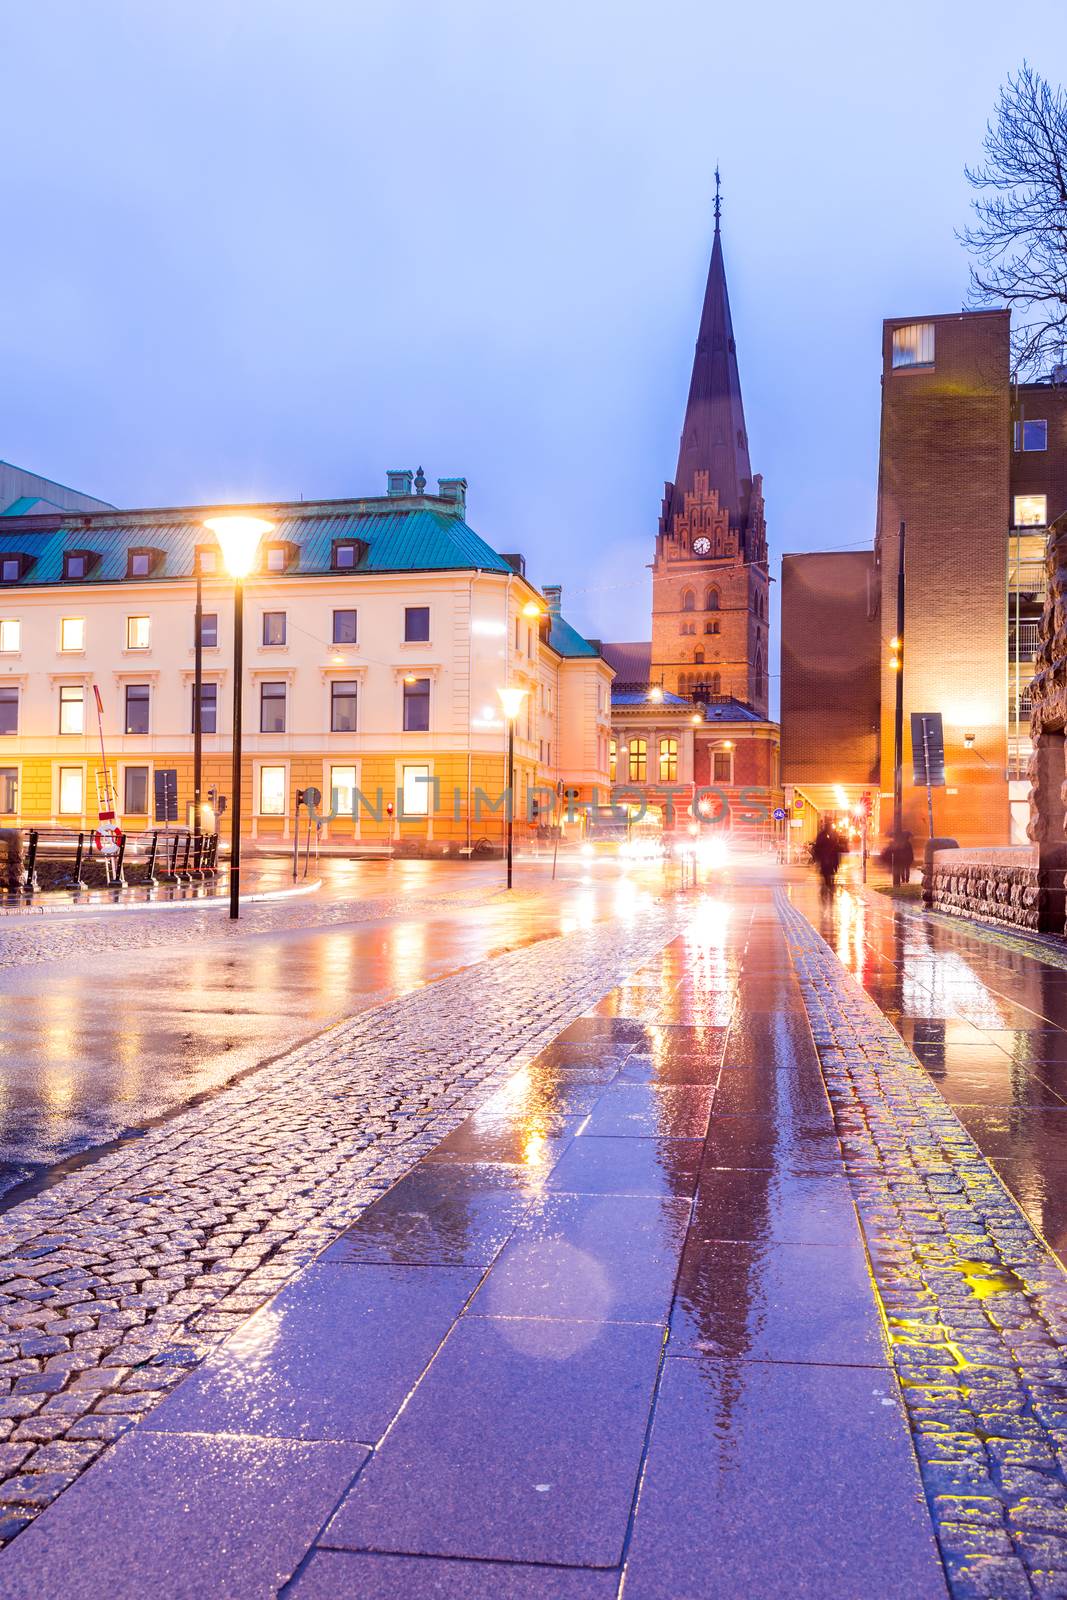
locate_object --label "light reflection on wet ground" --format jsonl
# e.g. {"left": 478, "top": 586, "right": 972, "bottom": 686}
{"left": 0, "top": 857, "right": 666, "bottom": 1199}
{"left": 801, "top": 871, "right": 1067, "bottom": 1264}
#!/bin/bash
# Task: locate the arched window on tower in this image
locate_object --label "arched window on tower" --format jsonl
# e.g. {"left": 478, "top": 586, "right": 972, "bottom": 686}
{"left": 682, "top": 590, "right": 695, "bottom": 612}
{"left": 705, "top": 588, "right": 719, "bottom": 611}
{"left": 694, "top": 648, "right": 704, "bottom": 665}
{"left": 711, "top": 671, "right": 721, "bottom": 695}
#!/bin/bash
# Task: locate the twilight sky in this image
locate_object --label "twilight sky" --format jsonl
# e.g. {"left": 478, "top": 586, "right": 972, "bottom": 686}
{"left": 4, "top": 1, "right": 1066, "bottom": 711}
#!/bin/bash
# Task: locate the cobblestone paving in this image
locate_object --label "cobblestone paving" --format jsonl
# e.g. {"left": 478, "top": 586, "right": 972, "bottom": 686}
{"left": 782, "top": 893, "right": 1067, "bottom": 1600}
{"left": 0, "top": 906, "right": 677, "bottom": 1545}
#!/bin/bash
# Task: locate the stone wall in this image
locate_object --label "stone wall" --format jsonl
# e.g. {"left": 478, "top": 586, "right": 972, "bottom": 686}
{"left": 928, "top": 845, "right": 1046, "bottom": 930}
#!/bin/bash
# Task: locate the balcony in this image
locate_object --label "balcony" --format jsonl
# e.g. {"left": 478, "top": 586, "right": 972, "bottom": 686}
{"left": 1009, "top": 620, "right": 1041, "bottom": 658}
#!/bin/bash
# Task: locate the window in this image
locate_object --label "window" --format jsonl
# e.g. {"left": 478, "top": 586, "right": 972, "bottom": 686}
{"left": 0, "top": 620, "right": 19, "bottom": 653}
{"left": 259, "top": 765, "right": 286, "bottom": 815}
{"left": 63, "top": 552, "right": 91, "bottom": 579}
{"left": 331, "top": 765, "right": 357, "bottom": 818}
{"left": 401, "top": 763, "right": 431, "bottom": 816}
{"left": 403, "top": 677, "right": 430, "bottom": 731}
{"left": 713, "top": 750, "right": 733, "bottom": 784}
{"left": 1015, "top": 419, "right": 1048, "bottom": 452}
{"left": 262, "top": 611, "right": 286, "bottom": 647}
{"left": 705, "top": 620, "right": 719, "bottom": 634}
{"left": 659, "top": 737, "right": 678, "bottom": 783}
{"left": 609, "top": 738, "right": 617, "bottom": 783}
{"left": 58, "top": 766, "right": 84, "bottom": 814}
{"left": 125, "top": 683, "right": 150, "bottom": 735}
{"left": 59, "top": 685, "right": 84, "bottom": 735}
{"left": 333, "top": 609, "right": 357, "bottom": 645}
{"left": 1014, "top": 494, "right": 1048, "bottom": 527}
{"left": 711, "top": 672, "right": 722, "bottom": 694}
{"left": 332, "top": 541, "right": 358, "bottom": 570}
{"left": 0, "top": 767, "right": 16, "bottom": 811}
{"left": 127, "top": 550, "right": 153, "bottom": 578}
{"left": 694, "top": 648, "right": 704, "bottom": 665}
{"left": 1, "top": 558, "right": 20, "bottom": 583}
{"left": 260, "top": 681, "right": 286, "bottom": 733}
{"left": 891, "top": 322, "right": 935, "bottom": 368}
{"left": 331, "top": 680, "right": 358, "bottom": 733}
{"left": 706, "top": 589, "right": 719, "bottom": 610}
{"left": 0, "top": 687, "right": 17, "bottom": 735}
{"left": 681, "top": 590, "right": 695, "bottom": 612}
{"left": 405, "top": 606, "right": 430, "bottom": 643}
{"left": 123, "top": 766, "right": 149, "bottom": 815}
{"left": 199, "top": 612, "right": 218, "bottom": 648}
{"left": 265, "top": 545, "right": 288, "bottom": 573}
{"left": 60, "top": 617, "right": 85, "bottom": 652}
{"left": 196, "top": 546, "right": 218, "bottom": 575}
{"left": 629, "top": 737, "right": 647, "bottom": 783}
{"left": 192, "top": 681, "right": 218, "bottom": 734}
{"left": 126, "top": 615, "right": 150, "bottom": 650}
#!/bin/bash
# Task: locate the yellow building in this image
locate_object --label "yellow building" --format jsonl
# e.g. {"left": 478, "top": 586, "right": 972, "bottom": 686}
{"left": 0, "top": 472, "right": 613, "bottom": 851}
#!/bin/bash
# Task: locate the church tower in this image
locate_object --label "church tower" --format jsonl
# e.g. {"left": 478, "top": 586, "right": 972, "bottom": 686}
{"left": 651, "top": 184, "right": 769, "bottom": 715}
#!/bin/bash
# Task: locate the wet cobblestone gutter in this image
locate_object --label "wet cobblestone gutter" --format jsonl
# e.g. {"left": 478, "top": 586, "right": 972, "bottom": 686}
{"left": 781, "top": 894, "right": 1067, "bottom": 1600}
{"left": 0, "top": 908, "right": 678, "bottom": 1545}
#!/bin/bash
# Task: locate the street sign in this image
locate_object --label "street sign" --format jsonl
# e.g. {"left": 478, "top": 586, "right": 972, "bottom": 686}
{"left": 911, "top": 713, "right": 945, "bottom": 788}
{"left": 794, "top": 795, "right": 805, "bottom": 811}
{"left": 154, "top": 768, "right": 178, "bottom": 824}
{"left": 773, "top": 807, "right": 786, "bottom": 821}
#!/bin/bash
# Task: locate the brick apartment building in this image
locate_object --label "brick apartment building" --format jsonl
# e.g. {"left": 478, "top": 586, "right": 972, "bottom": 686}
{"left": 605, "top": 194, "right": 781, "bottom": 837}
{"left": 781, "top": 308, "right": 1067, "bottom": 848}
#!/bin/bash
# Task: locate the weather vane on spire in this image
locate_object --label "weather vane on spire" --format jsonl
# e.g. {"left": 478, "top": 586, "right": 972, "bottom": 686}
{"left": 714, "top": 166, "right": 721, "bottom": 231}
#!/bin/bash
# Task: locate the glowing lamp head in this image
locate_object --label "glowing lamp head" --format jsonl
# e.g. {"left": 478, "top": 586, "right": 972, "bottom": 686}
{"left": 521, "top": 601, "right": 544, "bottom": 619}
{"left": 203, "top": 515, "right": 274, "bottom": 578}
{"left": 723, "top": 740, "right": 734, "bottom": 750}
{"left": 648, "top": 686, "right": 664, "bottom": 703}
{"left": 497, "top": 685, "right": 529, "bottom": 721}
{"left": 691, "top": 713, "right": 702, "bottom": 725}
{"left": 964, "top": 732, "right": 975, "bottom": 749}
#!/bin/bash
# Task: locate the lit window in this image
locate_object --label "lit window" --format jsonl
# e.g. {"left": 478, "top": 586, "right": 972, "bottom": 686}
{"left": 199, "top": 612, "right": 218, "bottom": 648}
{"left": 1, "top": 558, "right": 20, "bottom": 583}
{"left": 1014, "top": 419, "right": 1048, "bottom": 452}
{"left": 331, "top": 681, "right": 358, "bottom": 733}
{"left": 0, "top": 767, "right": 17, "bottom": 810}
{"left": 891, "top": 323, "right": 935, "bottom": 368}
{"left": 60, "top": 617, "right": 85, "bottom": 652}
{"left": 123, "top": 766, "right": 149, "bottom": 815}
{"left": 330, "top": 765, "right": 357, "bottom": 817}
{"left": 262, "top": 611, "right": 286, "bottom": 646}
{"left": 0, "top": 620, "right": 20, "bottom": 653}
{"left": 192, "top": 682, "right": 217, "bottom": 734}
{"left": 59, "top": 685, "right": 84, "bottom": 734}
{"left": 401, "top": 763, "right": 431, "bottom": 816}
{"left": 713, "top": 750, "right": 733, "bottom": 784}
{"left": 333, "top": 609, "right": 357, "bottom": 645}
{"left": 405, "top": 606, "right": 430, "bottom": 643}
{"left": 125, "top": 683, "right": 150, "bottom": 735}
{"left": 629, "top": 738, "right": 647, "bottom": 783}
{"left": 258, "top": 765, "right": 286, "bottom": 815}
{"left": 260, "top": 681, "right": 286, "bottom": 733}
{"left": 1014, "top": 494, "right": 1048, "bottom": 528}
{"left": 659, "top": 737, "right": 678, "bottom": 782}
{"left": 609, "top": 738, "right": 617, "bottom": 783}
{"left": 403, "top": 677, "right": 430, "bottom": 732}
{"left": 0, "top": 687, "right": 17, "bottom": 735}
{"left": 58, "top": 766, "right": 84, "bottom": 814}
{"left": 127, "top": 615, "right": 150, "bottom": 650}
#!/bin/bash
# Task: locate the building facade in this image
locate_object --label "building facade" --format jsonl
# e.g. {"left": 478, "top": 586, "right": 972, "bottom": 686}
{"left": 606, "top": 197, "right": 781, "bottom": 838}
{"left": 0, "top": 474, "right": 613, "bottom": 849}
{"left": 781, "top": 309, "right": 1067, "bottom": 849}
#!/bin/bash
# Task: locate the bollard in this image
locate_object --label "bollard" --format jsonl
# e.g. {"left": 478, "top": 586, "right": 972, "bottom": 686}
{"left": 145, "top": 830, "right": 160, "bottom": 886}
{"left": 24, "top": 830, "right": 39, "bottom": 892}
{"left": 114, "top": 831, "right": 128, "bottom": 889}
{"left": 69, "top": 832, "right": 87, "bottom": 890}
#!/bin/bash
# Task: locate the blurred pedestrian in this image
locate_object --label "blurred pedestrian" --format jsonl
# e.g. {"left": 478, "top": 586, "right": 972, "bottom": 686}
{"left": 812, "top": 823, "right": 843, "bottom": 894}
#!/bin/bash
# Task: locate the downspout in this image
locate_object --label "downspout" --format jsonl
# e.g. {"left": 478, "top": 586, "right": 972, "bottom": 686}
{"left": 466, "top": 571, "right": 475, "bottom": 852}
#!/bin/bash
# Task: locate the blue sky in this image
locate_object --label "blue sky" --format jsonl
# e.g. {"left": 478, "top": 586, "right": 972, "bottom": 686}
{"left": 4, "top": 1, "right": 1066, "bottom": 710}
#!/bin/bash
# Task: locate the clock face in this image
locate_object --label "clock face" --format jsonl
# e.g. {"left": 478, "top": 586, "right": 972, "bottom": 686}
{"left": 692, "top": 536, "right": 711, "bottom": 556}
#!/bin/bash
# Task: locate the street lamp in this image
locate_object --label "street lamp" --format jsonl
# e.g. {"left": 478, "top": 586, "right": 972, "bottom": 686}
{"left": 204, "top": 514, "right": 274, "bottom": 919}
{"left": 497, "top": 684, "right": 529, "bottom": 890}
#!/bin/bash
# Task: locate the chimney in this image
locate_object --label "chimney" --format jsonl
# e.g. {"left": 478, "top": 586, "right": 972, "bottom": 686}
{"left": 543, "top": 584, "right": 562, "bottom": 614}
{"left": 437, "top": 477, "right": 467, "bottom": 517}
{"left": 387, "top": 470, "right": 413, "bottom": 497}
{"left": 501, "top": 553, "right": 526, "bottom": 577}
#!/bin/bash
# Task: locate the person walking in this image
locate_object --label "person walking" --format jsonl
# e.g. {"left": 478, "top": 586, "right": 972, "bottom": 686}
{"left": 812, "top": 823, "right": 843, "bottom": 895}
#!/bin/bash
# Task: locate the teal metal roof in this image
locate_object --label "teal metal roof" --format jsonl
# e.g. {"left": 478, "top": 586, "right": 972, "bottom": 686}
{"left": 0, "top": 496, "right": 57, "bottom": 517}
{"left": 0, "top": 499, "right": 514, "bottom": 584}
{"left": 547, "top": 612, "right": 599, "bottom": 658}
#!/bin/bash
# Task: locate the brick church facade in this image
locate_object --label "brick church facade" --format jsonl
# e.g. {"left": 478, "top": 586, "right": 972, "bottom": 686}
{"left": 604, "top": 191, "right": 781, "bottom": 834}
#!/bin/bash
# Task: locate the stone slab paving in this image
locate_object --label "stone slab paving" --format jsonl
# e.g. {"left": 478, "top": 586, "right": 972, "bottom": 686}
{"left": 0, "top": 890, "right": 949, "bottom": 1597}
{"left": 780, "top": 892, "right": 1067, "bottom": 1600}
{"left": 0, "top": 906, "right": 681, "bottom": 1546}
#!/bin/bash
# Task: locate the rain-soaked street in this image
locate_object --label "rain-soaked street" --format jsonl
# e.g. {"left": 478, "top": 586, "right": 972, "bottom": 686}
{"left": 0, "top": 857, "right": 672, "bottom": 1200}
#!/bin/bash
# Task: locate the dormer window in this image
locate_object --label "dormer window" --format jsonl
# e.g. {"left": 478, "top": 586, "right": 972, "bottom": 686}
{"left": 262, "top": 541, "right": 297, "bottom": 574}
{"left": 126, "top": 547, "right": 162, "bottom": 579}
{"left": 196, "top": 546, "right": 218, "bottom": 575}
{"left": 64, "top": 550, "right": 96, "bottom": 580}
{"left": 0, "top": 555, "right": 26, "bottom": 583}
{"left": 332, "top": 541, "right": 360, "bottom": 571}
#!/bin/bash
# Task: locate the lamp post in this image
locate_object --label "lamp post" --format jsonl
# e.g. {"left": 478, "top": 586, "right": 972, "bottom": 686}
{"left": 497, "top": 685, "right": 528, "bottom": 890}
{"left": 204, "top": 515, "right": 274, "bottom": 919}
{"left": 193, "top": 549, "right": 204, "bottom": 849}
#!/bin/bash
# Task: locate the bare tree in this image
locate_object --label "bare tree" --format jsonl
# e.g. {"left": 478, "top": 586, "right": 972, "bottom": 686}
{"left": 960, "top": 64, "right": 1067, "bottom": 377}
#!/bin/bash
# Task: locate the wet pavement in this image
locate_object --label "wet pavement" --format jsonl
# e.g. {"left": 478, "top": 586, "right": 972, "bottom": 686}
{"left": 0, "top": 858, "right": 669, "bottom": 1200}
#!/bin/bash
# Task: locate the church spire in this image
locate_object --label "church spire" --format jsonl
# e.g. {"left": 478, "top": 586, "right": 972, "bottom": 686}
{"left": 661, "top": 176, "right": 753, "bottom": 542}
